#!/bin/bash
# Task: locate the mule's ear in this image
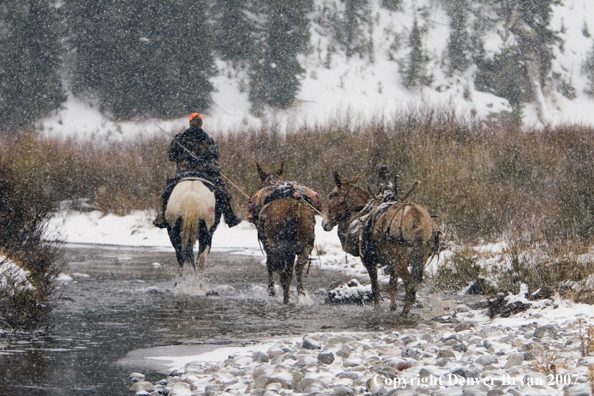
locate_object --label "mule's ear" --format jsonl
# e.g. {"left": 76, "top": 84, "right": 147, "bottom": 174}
{"left": 276, "top": 161, "right": 284, "bottom": 177}
{"left": 256, "top": 161, "right": 268, "bottom": 182}
{"left": 334, "top": 172, "right": 342, "bottom": 187}
{"left": 351, "top": 174, "right": 361, "bottom": 184}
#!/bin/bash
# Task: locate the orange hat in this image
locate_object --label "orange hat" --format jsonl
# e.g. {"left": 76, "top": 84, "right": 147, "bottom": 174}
{"left": 189, "top": 113, "right": 203, "bottom": 122}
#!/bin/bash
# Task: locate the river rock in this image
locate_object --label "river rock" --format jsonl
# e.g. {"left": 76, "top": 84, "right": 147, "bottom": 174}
{"left": 534, "top": 325, "right": 557, "bottom": 339}
{"left": 205, "top": 384, "right": 225, "bottom": 392}
{"left": 436, "top": 349, "right": 456, "bottom": 359}
{"left": 333, "top": 385, "right": 356, "bottom": 396}
{"left": 318, "top": 351, "right": 335, "bottom": 365}
{"left": 298, "top": 378, "right": 325, "bottom": 393}
{"left": 266, "top": 347, "right": 284, "bottom": 357}
{"left": 475, "top": 355, "right": 498, "bottom": 366}
{"left": 302, "top": 336, "right": 321, "bottom": 350}
{"left": 336, "top": 344, "right": 351, "bottom": 359}
{"left": 168, "top": 382, "right": 191, "bottom": 396}
{"left": 130, "top": 381, "right": 155, "bottom": 393}
{"left": 130, "top": 372, "right": 145, "bottom": 382}
{"left": 401, "top": 348, "right": 420, "bottom": 360}
{"left": 343, "top": 357, "right": 363, "bottom": 367}
{"left": 253, "top": 351, "right": 269, "bottom": 363}
{"left": 504, "top": 353, "right": 525, "bottom": 369}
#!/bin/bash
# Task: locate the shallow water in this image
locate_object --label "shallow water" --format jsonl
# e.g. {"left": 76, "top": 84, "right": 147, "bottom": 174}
{"left": 0, "top": 245, "right": 418, "bottom": 396}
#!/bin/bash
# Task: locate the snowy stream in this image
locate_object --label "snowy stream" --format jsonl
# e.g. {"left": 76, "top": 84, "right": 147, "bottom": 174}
{"left": 0, "top": 245, "right": 416, "bottom": 395}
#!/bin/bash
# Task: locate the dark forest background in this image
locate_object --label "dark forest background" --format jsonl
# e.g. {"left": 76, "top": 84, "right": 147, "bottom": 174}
{"left": 2, "top": 0, "right": 587, "bottom": 132}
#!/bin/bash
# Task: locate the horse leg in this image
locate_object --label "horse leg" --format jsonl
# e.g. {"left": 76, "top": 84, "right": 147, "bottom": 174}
{"left": 365, "top": 261, "right": 381, "bottom": 310}
{"left": 267, "top": 255, "right": 276, "bottom": 297}
{"left": 388, "top": 249, "right": 407, "bottom": 311}
{"left": 295, "top": 248, "right": 310, "bottom": 298}
{"left": 197, "top": 222, "right": 212, "bottom": 273}
{"left": 401, "top": 248, "right": 416, "bottom": 317}
{"left": 167, "top": 219, "right": 185, "bottom": 268}
{"left": 280, "top": 256, "right": 295, "bottom": 304}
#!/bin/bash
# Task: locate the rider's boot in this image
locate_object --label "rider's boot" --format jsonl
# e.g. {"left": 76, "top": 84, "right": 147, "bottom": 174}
{"left": 223, "top": 204, "right": 243, "bottom": 228}
{"left": 216, "top": 184, "right": 242, "bottom": 227}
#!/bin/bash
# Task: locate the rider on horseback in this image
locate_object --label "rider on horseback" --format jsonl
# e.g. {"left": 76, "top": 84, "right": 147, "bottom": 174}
{"left": 153, "top": 113, "right": 242, "bottom": 229}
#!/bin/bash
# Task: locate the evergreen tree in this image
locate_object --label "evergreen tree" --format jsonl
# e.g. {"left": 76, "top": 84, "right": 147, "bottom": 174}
{"left": 446, "top": 0, "right": 472, "bottom": 75}
{"left": 330, "top": 0, "right": 372, "bottom": 58}
{"left": 211, "top": 0, "right": 256, "bottom": 64}
{"left": 380, "top": 0, "right": 402, "bottom": 12}
{"left": 476, "top": 0, "right": 562, "bottom": 123}
{"left": 249, "top": 0, "right": 312, "bottom": 111}
{"left": 401, "top": 18, "right": 432, "bottom": 88}
{"left": 0, "top": 0, "right": 66, "bottom": 133}
{"left": 475, "top": 46, "right": 531, "bottom": 121}
{"left": 64, "top": 0, "right": 216, "bottom": 120}
{"left": 583, "top": 39, "right": 594, "bottom": 97}
{"left": 499, "top": 0, "right": 561, "bottom": 87}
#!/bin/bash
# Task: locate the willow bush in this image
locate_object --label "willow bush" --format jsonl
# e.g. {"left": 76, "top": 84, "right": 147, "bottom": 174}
{"left": 3, "top": 109, "right": 594, "bottom": 248}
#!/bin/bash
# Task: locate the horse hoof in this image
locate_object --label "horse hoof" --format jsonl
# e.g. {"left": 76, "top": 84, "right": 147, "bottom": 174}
{"left": 389, "top": 304, "right": 397, "bottom": 312}
{"left": 268, "top": 290, "right": 276, "bottom": 297}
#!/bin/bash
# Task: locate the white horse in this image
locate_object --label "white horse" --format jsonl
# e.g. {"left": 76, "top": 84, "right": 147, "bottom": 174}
{"left": 165, "top": 179, "right": 220, "bottom": 295}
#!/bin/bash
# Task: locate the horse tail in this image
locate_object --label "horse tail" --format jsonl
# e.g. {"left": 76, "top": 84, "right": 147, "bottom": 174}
{"left": 275, "top": 217, "right": 297, "bottom": 271}
{"left": 409, "top": 237, "right": 425, "bottom": 283}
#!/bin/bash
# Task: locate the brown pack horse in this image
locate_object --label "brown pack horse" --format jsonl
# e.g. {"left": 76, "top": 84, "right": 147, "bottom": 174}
{"left": 322, "top": 173, "right": 439, "bottom": 315}
{"left": 249, "top": 162, "right": 319, "bottom": 304}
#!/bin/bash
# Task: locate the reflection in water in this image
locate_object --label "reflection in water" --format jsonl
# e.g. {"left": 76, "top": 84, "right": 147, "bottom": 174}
{"left": 0, "top": 245, "right": 413, "bottom": 395}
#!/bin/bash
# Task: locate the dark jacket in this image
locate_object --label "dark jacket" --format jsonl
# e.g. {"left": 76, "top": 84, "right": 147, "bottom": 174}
{"left": 168, "top": 126, "right": 221, "bottom": 177}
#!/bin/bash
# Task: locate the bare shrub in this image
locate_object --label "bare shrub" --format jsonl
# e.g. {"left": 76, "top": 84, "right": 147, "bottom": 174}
{"left": 5, "top": 111, "right": 594, "bottom": 249}
{"left": 433, "top": 246, "right": 483, "bottom": 292}
{"left": 578, "top": 319, "right": 594, "bottom": 358}
{"left": 0, "top": 156, "right": 61, "bottom": 329}
{"left": 531, "top": 345, "right": 570, "bottom": 376}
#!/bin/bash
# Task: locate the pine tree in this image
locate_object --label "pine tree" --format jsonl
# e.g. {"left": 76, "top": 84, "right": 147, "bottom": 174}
{"left": 330, "top": 0, "right": 372, "bottom": 59}
{"left": 64, "top": 0, "right": 216, "bottom": 120}
{"left": 402, "top": 18, "right": 432, "bottom": 88}
{"left": 583, "top": 39, "right": 594, "bottom": 97}
{"left": 484, "top": 0, "right": 562, "bottom": 123}
{"left": 475, "top": 46, "right": 531, "bottom": 122}
{"left": 446, "top": 0, "right": 471, "bottom": 75}
{"left": 380, "top": 0, "right": 402, "bottom": 12}
{"left": 212, "top": 0, "right": 256, "bottom": 64}
{"left": 249, "top": 0, "right": 312, "bottom": 110}
{"left": 0, "top": 0, "right": 66, "bottom": 133}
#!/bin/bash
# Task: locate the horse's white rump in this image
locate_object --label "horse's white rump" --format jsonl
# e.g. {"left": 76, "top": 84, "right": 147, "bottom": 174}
{"left": 166, "top": 180, "right": 216, "bottom": 296}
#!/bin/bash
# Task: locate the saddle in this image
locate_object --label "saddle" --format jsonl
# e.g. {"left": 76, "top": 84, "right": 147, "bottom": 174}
{"left": 168, "top": 172, "right": 217, "bottom": 194}
{"left": 247, "top": 182, "right": 322, "bottom": 224}
{"left": 342, "top": 184, "right": 410, "bottom": 259}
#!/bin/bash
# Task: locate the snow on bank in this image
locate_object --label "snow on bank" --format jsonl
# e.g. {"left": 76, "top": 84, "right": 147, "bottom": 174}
{"left": 45, "top": 210, "right": 369, "bottom": 277}
{"left": 0, "top": 255, "right": 34, "bottom": 293}
{"left": 132, "top": 294, "right": 594, "bottom": 396}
